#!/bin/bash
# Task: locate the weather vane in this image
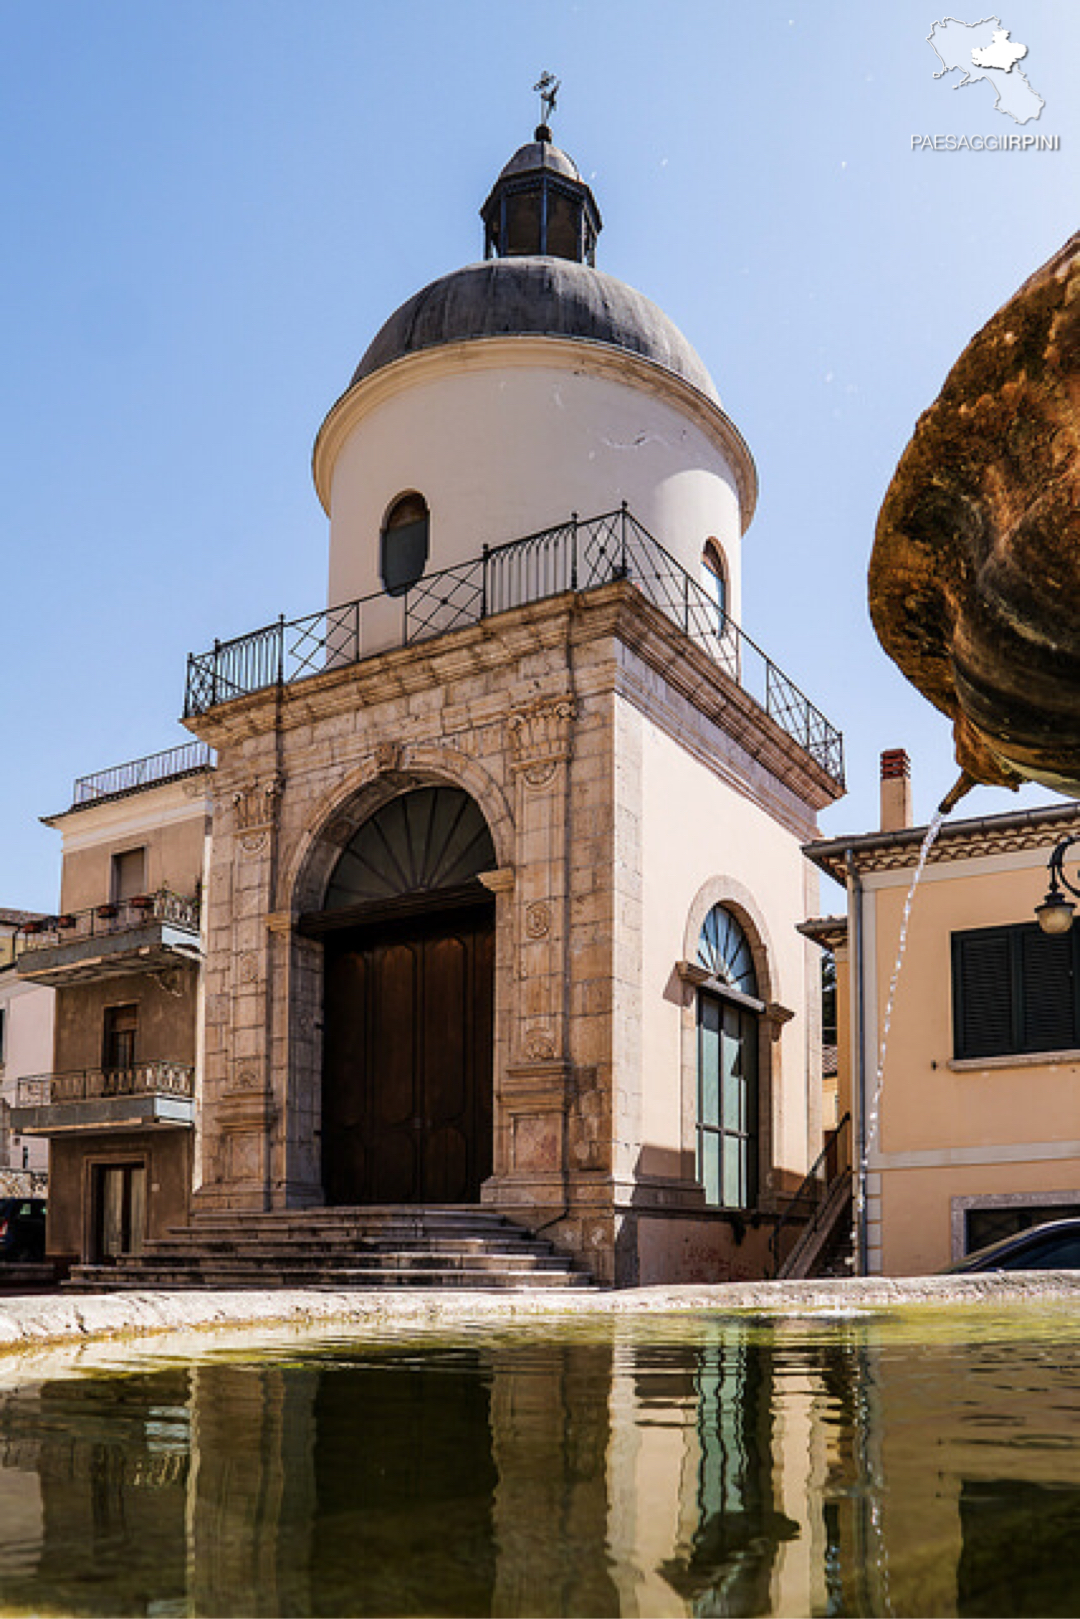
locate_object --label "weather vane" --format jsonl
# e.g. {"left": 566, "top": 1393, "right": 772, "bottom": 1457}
{"left": 534, "top": 71, "right": 560, "bottom": 129}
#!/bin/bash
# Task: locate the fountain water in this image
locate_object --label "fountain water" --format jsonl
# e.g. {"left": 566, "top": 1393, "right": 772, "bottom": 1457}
{"left": 854, "top": 809, "right": 946, "bottom": 1239}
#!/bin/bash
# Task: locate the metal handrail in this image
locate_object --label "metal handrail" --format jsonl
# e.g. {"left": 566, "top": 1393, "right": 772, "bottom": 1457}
{"left": 17, "top": 1063, "right": 196, "bottom": 1106}
{"left": 184, "top": 507, "right": 844, "bottom": 785}
{"left": 768, "top": 1111, "right": 851, "bottom": 1277}
{"left": 73, "top": 743, "right": 214, "bottom": 805}
{"left": 18, "top": 892, "right": 200, "bottom": 953}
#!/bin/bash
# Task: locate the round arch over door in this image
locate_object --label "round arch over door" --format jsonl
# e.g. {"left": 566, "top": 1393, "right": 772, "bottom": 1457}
{"left": 318, "top": 787, "right": 496, "bottom": 1206}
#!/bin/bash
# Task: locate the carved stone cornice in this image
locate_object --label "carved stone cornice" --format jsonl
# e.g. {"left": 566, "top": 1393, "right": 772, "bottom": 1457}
{"left": 805, "top": 802, "right": 1080, "bottom": 885}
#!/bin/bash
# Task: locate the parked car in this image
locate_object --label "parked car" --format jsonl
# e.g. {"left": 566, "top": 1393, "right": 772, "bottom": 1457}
{"left": 944, "top": 1217, "right": 1080, "bottom": 1274}
{"left": 0, "top": 1199, "right": 47, "bottom": 1262}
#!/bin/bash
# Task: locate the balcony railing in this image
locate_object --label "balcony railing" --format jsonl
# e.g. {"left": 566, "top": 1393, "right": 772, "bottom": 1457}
{"left": 18, "top": 891, "right": 200, "bottom": 954}
{"left": 184, "top": 508, "right": 844, "bottom": 786}
{"left": 73, "top": 742, "right": 215, "bottom": 806}
{"left": 17, "top": 1063, "right": 196, "bottom": 1108}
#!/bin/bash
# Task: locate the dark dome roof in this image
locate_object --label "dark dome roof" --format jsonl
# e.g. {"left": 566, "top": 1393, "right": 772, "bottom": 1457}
{"left": 349, "top": 257, "right": 720, "bottom": 403}
{"left": 497, "top": 138, "right": 581, "bottom": 182}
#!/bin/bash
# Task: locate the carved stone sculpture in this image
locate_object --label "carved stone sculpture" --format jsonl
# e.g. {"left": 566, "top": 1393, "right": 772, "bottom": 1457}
{"left": 870, "top": 232, "right": 1080, "bottom": 800}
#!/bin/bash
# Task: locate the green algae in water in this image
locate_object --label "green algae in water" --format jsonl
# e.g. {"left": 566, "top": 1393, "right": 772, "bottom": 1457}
{"left": 2, "top": 1310, "right": 1080, "bottom": 1615}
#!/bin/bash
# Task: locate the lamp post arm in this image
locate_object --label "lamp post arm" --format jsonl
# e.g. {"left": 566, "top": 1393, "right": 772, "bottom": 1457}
{"left": 1048, "top": 834, "right": 1080, "bottom": 902}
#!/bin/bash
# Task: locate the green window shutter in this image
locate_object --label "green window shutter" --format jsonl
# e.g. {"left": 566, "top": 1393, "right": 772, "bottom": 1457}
{"left": 953, "top": 931, "right": 1013, "bottom": 1059}
{"left": 953, "top": 924, "right": 1080, "bottom": 1059}
{"left": 1019, "top": 928, "right": 1077, "bottom": 1052}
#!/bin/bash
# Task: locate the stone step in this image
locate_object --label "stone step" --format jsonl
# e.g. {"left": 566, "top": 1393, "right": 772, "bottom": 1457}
{"left": 138, "top": 1236, "right": 553, "bottom": 1262}
{"left": 63, "top": 1204, "right": 589, "bottom": 1293}
{"left": 182, "top": 1205, "right": 515, "bottom": 1227}
{"left": 111, "top": 1250, "right": 574, "bottom": 1274}
{"left": 66, "top": 1265, "right": 592, "bottom": 1292}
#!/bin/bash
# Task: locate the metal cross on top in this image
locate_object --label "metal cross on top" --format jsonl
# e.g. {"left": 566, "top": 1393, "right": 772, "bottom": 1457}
{"left": 534, "top": 71, "right": 560, "bottom": 128}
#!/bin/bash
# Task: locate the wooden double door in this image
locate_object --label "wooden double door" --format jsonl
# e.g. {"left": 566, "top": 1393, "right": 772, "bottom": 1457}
{"left": 322, "top": 903, "right": 495, "bottom": 1205}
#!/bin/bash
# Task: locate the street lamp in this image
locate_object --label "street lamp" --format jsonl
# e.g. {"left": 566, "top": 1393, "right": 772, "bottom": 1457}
{"left": 1035, "top": 834, "right": 1080, "bottom": 934}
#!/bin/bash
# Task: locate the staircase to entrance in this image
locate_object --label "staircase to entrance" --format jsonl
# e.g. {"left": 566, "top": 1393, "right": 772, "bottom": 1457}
{"left": 65, "top": 1206, "right": 594, "bottom": 1291}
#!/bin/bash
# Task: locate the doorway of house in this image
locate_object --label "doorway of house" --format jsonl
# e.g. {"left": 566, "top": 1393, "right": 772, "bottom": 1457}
{"left": 92, "top": 1161, "right": 147, "bottom": 1261}
{"left": 314, "top": 785, "right": 499, "bottom": 1207}
{"left": 322, "top": 903, "right": 495, "bottom": 1204}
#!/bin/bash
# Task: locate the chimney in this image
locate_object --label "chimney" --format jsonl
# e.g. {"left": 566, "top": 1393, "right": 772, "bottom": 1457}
{"left": 880, "top": 748, "right": 913, "bottom": 832}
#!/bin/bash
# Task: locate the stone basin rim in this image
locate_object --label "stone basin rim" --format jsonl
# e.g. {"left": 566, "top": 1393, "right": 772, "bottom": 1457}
{"left": 1, "top": 1275, "right": 1079, "bottom": 1357}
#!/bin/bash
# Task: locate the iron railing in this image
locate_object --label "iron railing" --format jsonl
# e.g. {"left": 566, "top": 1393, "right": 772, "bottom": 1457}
{"left": 184, "top": 508, "right": 844, "bottom": 785}
{"left": 768, "top": 1111, "right": 851, "bottom": 1277}
{"left": 16, "top": 1063, "right": 196, "bottom": 1108}
{"left": 73, "top": 742, "right": 215, "bottom": 806}
{"left": 18, "top": 892, "right": 200, "bottom": 953}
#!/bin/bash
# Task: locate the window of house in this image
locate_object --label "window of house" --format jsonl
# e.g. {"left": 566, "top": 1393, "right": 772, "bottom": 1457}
{"left": 696, "top": 905, "right": 761, "bottom": 1209}
{"left": 111, "top": 847, "right": 147, "bottom": 903}
{"left": 701, "top": 542, "right": 728, "bottom": 632}
{"left": 952, "top": 923, "right": 1080, "bottom": 1060}
{"left": 965, "top": 1202, "right": 1080, "bottom": 1253}
{"left": 102, "top": 1004, "right": 138, "bottom": 1072}
{"left": 380, "top": 493, "right": 430, "bottom": 598}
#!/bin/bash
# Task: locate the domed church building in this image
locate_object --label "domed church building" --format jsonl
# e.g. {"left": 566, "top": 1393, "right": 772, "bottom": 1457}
{"left": 163, "top": 121, "right": 843, "bottom": 1284}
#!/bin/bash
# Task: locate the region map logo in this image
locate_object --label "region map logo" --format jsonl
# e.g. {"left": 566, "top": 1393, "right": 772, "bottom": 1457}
{"left": 913, "top": 14, "right": 1057, "bottom": 151}
{"left": 929, "top": 15, "right": 1043, "bottom": 122}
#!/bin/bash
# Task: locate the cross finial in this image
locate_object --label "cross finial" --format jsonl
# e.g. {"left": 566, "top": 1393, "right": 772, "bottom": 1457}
{"left": 533, "top": 71, "right": 560, "bottom": 131}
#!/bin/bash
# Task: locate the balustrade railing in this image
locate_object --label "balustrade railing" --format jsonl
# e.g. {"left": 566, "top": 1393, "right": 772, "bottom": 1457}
{"left": 184, "top": 508, "right": 844, "bottom": 785}
{"left": 18, "top": 892, "right": 200, "bottom": 953}
{"left": 73, "top": 743, "right": 214, "bottom": 805}
{"left": 17, "top": 1063, "right": 195, "bottom": 1107}
{"left": 768, "top": 1111, "right": 852, "bottom": 1278}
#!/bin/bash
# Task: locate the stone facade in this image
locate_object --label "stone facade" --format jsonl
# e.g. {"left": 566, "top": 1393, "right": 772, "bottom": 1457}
{"left": 191, "top": 581, "right": 837, "bottom": 1284}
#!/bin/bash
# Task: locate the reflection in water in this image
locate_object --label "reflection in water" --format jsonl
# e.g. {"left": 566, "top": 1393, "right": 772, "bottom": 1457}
{"left": 0, "top": 1315, "right": 1079, "bottom": 1615}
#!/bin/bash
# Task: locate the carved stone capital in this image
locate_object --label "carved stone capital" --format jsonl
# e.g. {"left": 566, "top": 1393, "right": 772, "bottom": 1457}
{"left": 507, "top": 696, "right": 576, "bottom": 773}
{"left": 477, "top": 867, "right": 515, "bottom": 895}
{"left": 232, "top": 775, "right": 285, "bottom": 833}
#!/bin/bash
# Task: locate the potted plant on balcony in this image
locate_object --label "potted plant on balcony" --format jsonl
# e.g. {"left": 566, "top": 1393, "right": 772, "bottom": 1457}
{"left": 130, "top": 894, "right": 154, "bottom": 912}
{"left": 96, "top": 903, "right": 119, "bottom": 920}
{"left": 57, "top": 914, "right": 77, "bottom": 929}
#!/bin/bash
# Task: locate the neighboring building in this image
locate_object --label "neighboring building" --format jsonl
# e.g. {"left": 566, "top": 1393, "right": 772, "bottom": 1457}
{"left": 0, "top": 911, "right": 53, "bottom": 1179}
{"left": 12, "top": 744, "right": 212, "bottom": 1269}
{"left": 17, "top": 125, "right": 846, "bottom": 1284}
{"left": 804, "top": 749, "right": 1080, "bottom": 1276}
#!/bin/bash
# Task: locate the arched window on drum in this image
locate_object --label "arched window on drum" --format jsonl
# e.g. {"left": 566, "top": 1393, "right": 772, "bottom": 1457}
{"left": 380, "top": 493, "right": 430, "bottom": 598}
{"left": 695, "top": 904, "right": 763, "bottom": 1210}
{"left": 701, "top": 541, "right": 728, "bottom": 634}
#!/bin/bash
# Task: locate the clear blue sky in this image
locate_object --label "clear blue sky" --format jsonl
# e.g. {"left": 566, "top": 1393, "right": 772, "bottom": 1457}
{"left": 1, "top": 1, "right": 1077, "bottom": 909}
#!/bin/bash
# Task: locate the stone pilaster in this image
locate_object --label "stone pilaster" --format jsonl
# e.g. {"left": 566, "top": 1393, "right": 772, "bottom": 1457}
{"left": 488, "top": 695, "right": 576, "bottom": 1200}
{"left": 195, "top": 765, "right": 284, "bottom": 1211}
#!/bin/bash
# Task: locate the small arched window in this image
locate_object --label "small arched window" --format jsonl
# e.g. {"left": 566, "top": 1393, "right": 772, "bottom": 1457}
{"left": 701, "top": 542, "right": 728, "bottom": 632}
{"left": 380, "top": 493, "right": 430, "bottom": 598}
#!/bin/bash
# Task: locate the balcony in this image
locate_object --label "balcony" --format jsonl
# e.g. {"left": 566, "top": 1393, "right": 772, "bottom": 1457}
{"left": 72, "top": 741, "right": 215, "bottom": 807}
{"left": 12, "top": 1062, "right": 195, "bottom": 1135}
{"left": 184, "top": 507, "right": 845, "bottom": 788}
{"left": 16, "top": 893, "right": 201, "bottom": 987}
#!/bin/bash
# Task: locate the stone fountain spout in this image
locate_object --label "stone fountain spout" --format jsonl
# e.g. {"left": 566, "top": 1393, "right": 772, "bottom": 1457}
{"left": 869, "top": 231, "right": 1080, "bottom": 797}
